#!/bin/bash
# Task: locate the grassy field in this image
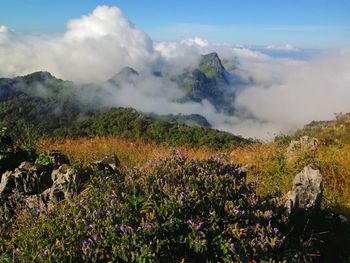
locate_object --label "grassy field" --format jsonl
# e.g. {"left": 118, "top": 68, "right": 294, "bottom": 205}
{"left": 37, "top": 135, "right": 350, "bottom": 210}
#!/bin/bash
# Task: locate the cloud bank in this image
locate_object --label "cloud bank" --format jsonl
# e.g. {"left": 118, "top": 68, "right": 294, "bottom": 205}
{"left": 0, "top": 5, "right": 349, "bottom": 139}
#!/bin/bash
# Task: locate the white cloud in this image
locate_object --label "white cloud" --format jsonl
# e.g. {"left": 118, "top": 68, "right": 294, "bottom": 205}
{"left": 0, "top": 6, "right": 157, "bottom": 83}
{"left": 266, "top": 44, "right": 299, "bottom": 51}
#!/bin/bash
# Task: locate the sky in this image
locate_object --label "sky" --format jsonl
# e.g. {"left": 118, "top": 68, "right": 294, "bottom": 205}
{"left": 0, "top": 0, "right": 349, "bottom": 47}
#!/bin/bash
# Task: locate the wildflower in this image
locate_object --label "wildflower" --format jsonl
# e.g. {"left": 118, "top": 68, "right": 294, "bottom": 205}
{"left": 36, "top": 208, "right": 43, "bottom": 214}
{"left": 119, "top": 225, "right": 126, "bottom": 233}
{"left": 185, "top": 184, "right": 190, "bottom": 190}
{"left": 266, "top": 211, "right": 273, "bottom": 220}
{"left": 230, "top": 243, "right": 235, "bottom": 250}
{"left": 145, "top": 223, "right": 151, "bottom": 229}
{"left": 105, "top": 209, "right": 111, "bottom": 216}
{"left": 79, "top": 204, "right": 87, "bottom": 211}
{"left": 199, "top": 231, "right": 205, "bottom": 238}
{"left": 179, "top": 191, "right": 185, "bottom": 197}
{"left": 197, "top": 221, "right": 204, "bottom": 230}
{"left": 187, "top": 219, "right": 193, "bottom": 225}
{"left": 89, "top": 224, "right": 94, "bottom": 230}
{"left": 82, "top": 240, "right": 88, "bottom": 249}
{"left": 92, "top": 235, "right": 99, "bottom": 241}
{"left": 252, "top": 196, "right": 258, "bottom": 205}
{"left": 93, "top": 210, "right": 99, "bottom": 218}
{"left": 273, "top": 227, "right": 279, "bottom": 234}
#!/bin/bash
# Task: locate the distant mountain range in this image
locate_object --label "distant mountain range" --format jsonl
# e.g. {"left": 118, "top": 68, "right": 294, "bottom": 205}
{"left": 0, "top": 52, "right": 249, "bottom": 146}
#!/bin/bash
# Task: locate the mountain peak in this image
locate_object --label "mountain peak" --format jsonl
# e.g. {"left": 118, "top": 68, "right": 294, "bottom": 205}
{"left": 198, "top": 52, "right": 225, "bottom": 78}
{"left": 117, "top": 67, "right": 139, "bottom": 77}
{"left": 21, "top": 71, "right": 55, "bottom": 82}
{"left": 109, "top": 66, "right": 139, "bottom": 84}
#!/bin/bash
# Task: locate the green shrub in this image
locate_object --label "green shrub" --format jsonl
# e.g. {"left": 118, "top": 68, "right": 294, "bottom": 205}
{"left": 0, "top": 127, "right": 26, "bottom": 173}
{"left": 8, "top": 151, "right": 285, "bottom": 262}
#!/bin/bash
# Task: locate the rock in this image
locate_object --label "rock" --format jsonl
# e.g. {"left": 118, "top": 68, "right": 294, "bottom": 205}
{"left": 92, "top": 155, "right": 120, "bottom": 173}
{"left": 0, "top": 171, "right": 16, "bottom": 195}
{"left": 0, "top": 154, "right": 118, "bottom": 214}
{"left": 285, "top": 164, "right": 323, "bottom": 217}
{"left": 0, "top": 162, "right": 52, "bottom": 196}
{"left": 48, "top": 151, "right": 70, "bottom": 168}
{"left": 285, "top": 136, "right": 319, "bottom": 159}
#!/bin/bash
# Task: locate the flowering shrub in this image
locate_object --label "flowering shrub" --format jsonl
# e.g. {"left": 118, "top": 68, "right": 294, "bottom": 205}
{"left": 8, "top": 151, "right": 285, "bottom": 262}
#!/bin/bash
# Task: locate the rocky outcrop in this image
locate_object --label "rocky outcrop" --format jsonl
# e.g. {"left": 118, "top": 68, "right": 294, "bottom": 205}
{"left": 285, "top": 136, "right": 319, "bottom": 159}
{"left": 285, "top": 164, "right": 323, "bottom": 217}
{"left": 91, "top": 155, "right": 120, "bottom": 174}
{"left": 0, "top": 153, "right": 119, "bottom": 214}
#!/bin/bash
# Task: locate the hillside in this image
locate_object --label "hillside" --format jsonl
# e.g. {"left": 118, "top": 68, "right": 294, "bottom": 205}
{"left": 0, "top": 67, "right": 248, "bottom": 147}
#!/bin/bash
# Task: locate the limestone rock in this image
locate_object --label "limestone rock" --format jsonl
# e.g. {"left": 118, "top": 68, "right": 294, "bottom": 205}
{"left": 285, "top": 164, "right": 323, "bottom": 216}
{"left": 92, "top": 155, "right": 120, "bottom": 173}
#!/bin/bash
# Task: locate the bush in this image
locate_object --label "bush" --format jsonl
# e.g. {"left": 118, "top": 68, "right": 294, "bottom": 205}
{"left": 8, "top": 151, "right": 285, "bottom": 262}
{"left": 0, "top": 127, "right": 26, "bottom": 174}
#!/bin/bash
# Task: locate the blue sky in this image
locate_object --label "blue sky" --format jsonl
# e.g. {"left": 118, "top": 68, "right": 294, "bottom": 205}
{"left": 1, "top": 0, "right": 349, "bottom": 47}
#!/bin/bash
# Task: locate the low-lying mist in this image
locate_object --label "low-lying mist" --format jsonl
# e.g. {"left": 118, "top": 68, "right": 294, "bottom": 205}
{"left": 0, "top": 6, "right": 349, "bottom": 139}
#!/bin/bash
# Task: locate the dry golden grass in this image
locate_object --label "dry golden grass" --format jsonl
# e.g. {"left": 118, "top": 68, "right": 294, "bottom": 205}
{"left": 36, "top": 136, "right": 216, "bottom": 166}
{"left": 231, "top": 142, "right": 350, "bottom": 209}
{"left": 37, "top": 136, "right": 350, "bottom": 209}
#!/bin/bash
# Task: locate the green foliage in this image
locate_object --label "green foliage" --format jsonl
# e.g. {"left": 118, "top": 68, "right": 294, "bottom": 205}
{"left": 59, "top": 108, "right": 249, "bottom": 148}
{"left": 0, "top": 127, "right": 26, "bottom": 173}
{"left": 35, "top": 152, "right": 53, "bottom": 166}
{"left": 5, "top": 152, "right": 286, "bottom": 262}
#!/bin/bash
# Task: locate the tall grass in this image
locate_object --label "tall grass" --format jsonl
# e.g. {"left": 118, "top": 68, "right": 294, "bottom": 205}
{"left": 37, "top": 136, "right": 350, "bottom": 210}
{"left": 36, "top": 136, "right": 216, "bottom": 166}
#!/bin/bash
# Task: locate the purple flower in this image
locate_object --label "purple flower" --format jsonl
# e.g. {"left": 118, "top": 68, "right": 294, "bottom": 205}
{"left": 87, "top": 238, "right": 93, "bottom": 243}
{"left": 187, "top": 219, "right": 193, "bottom": 225}
{"left": 126, "top": 226, "right": 133, "bottom": 233}
{"left": 185, "top": 184, "right": 190, "bottom": 190}
{"left": 105, "top": 210, "right": 111, "bottom": 216}
{"left": 36, "top": 208, "right": 43, "bottom": 214}
{"left": 230, "top": 243, "right": 235, "bottom": 250}
{"left": 197, "top": 221, "right": 204, "bottom": 230}
{"left": 79, "top": 204, "right": 87, "bottom": 211}
{"left": 119, "top": 225, "right": 126, "bottom": 233}
{"left": 199, "top": 231, "right": 205, "bottom": 238}
{"left": 159, "top": 178, "right": 164, "bottom": 186}
{"left": 82, "top": 240, "right": 88, "bottom": 249}
{"left": 93, "top": 210, "right": 99, "bottom": 218}
{"left": 179, "top": 191, "right": 185, "bottom": 197}
{"left": 209, "top": 174, "right": 215, "bottom": 180}
{"left": 252, "top": 197, "right": 258, "bottom": 205}
{"left": 145, "top": 223, "right": 151, "bottom": 229}
{"left": 89, "top": 224, "right": 94, "bottom": 229}
{"left": 92, "top": 235, "right": 99, "bottom": 241}
{"left": 273, "top": 227, "right": 279, "bottom": 234}
{"left": 266, "top": 211, "right": 273, "bottom": 220}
